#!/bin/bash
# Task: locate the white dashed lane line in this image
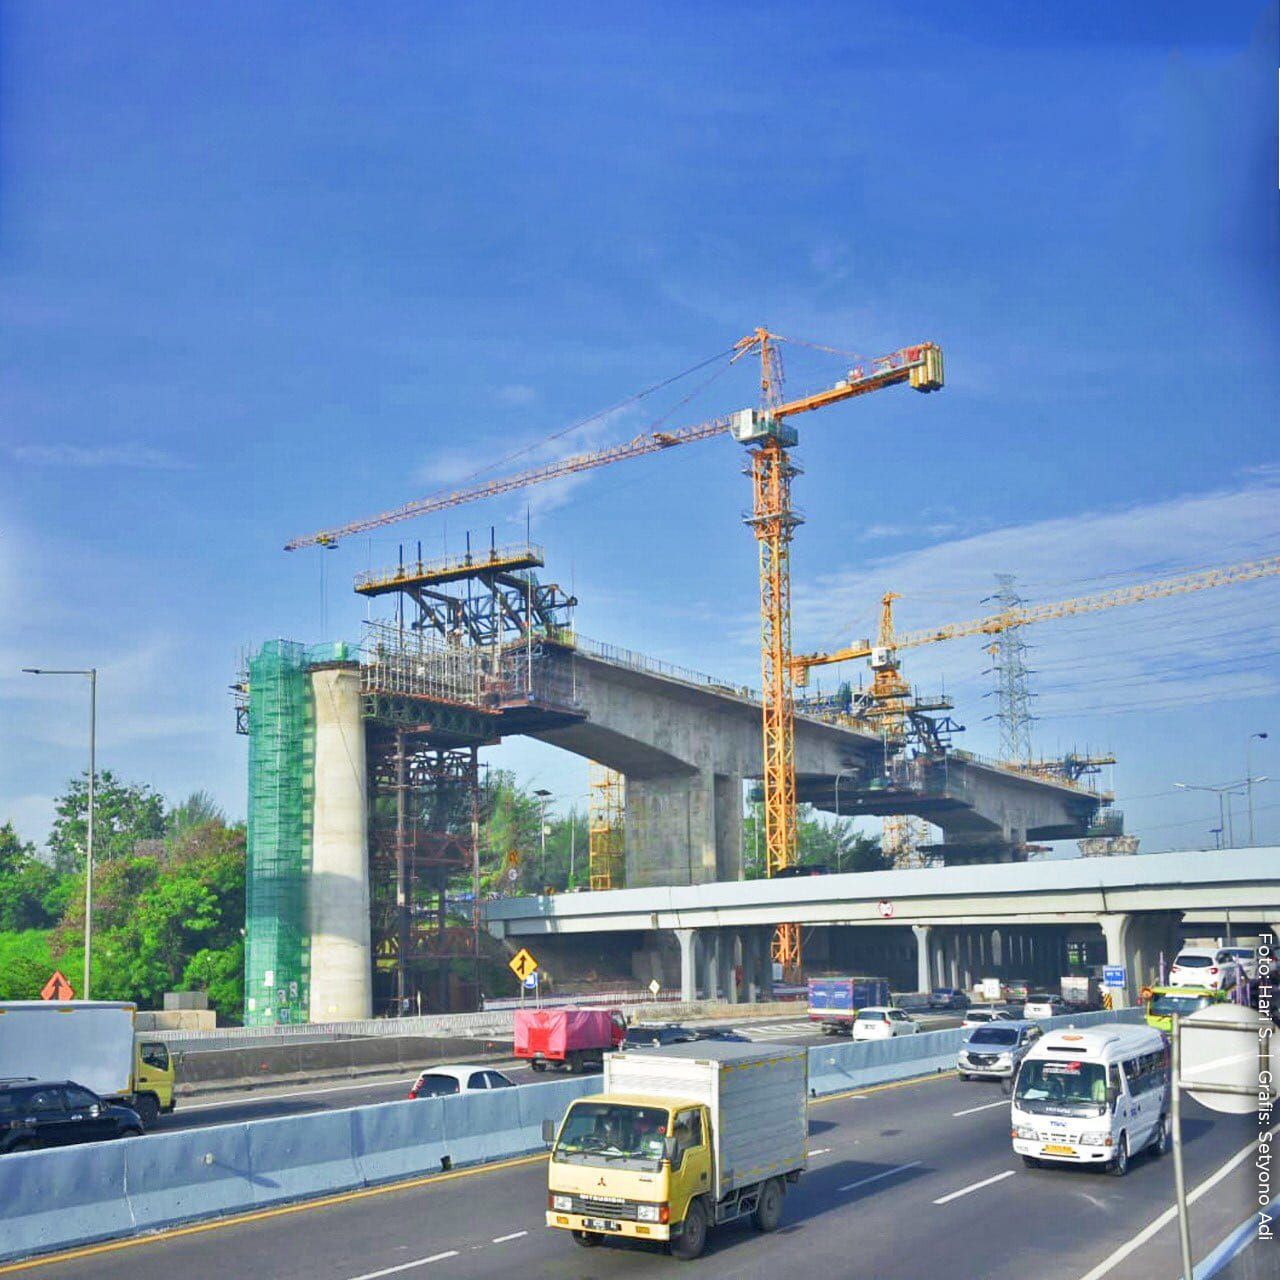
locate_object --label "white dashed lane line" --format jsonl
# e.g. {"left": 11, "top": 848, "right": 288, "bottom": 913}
{"left": 932, "top": 1169, "right": 1015, "bottom": 1205}
{"left": 838, "top": 1161, "right": 922, "bottom": 1193}
{"left": 492, "top": 1232, "right": 527, "bottom": 1244}
{"left": 347, "top": 1250, "right": 459, "bottom": 1280}
{"left": 952, "top": 1099, "right": 1010, "bottom": 1117}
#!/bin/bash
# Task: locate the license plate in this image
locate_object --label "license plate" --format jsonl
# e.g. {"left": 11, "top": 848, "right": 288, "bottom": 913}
{"left": 1042, "top": 1144, "right": 1076, "bottom": 1156}
{"left": 582, "top": 1218, "right": 622, "bottom": 1232}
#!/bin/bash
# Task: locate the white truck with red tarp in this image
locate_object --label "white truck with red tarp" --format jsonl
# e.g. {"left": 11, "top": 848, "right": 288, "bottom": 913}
{"left": 514, "top": 1007, "right": 627, "bottom": 1073}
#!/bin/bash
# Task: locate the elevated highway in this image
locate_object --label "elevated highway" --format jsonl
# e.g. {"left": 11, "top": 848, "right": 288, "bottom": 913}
{"left": 484, "top": 846, "right": 1280, "bottom": 1007}
{"left": 532, "top": 639, "right": 1107, "bottom": 882}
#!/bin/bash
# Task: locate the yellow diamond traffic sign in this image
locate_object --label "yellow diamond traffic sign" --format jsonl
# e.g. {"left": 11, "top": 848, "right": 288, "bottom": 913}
{"left": 508, "top": 947, "right": 539, "bottom": 982}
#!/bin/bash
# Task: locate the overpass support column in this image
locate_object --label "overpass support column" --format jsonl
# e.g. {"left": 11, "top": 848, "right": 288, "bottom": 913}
{"left": 722, "top": 932, "right": 740, "bottom": 1005}
{"left": 701, "top": 931, "right": 721, "bottom": 1003}
{"left": 1100, "top": 914, "right": 1132, "bottom": 1008}
{"left": 912, "top": 925, "right": 933, "bottom": 995}
{"left": 674, "top": 928, "right": 698, "bottom": 1003}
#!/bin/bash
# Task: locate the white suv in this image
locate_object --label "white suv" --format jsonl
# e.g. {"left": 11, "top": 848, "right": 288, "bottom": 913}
{"left": 1168, "top": 948, "right": 1239, "bottom": 991}
{"left": 852, "top": 1007, "right": 921, "bottom": 1040}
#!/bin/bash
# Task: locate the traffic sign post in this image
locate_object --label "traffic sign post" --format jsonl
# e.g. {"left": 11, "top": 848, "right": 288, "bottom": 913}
{"left": 40, "top": 971, "right": 74, "bottom": 1001}
{"left": 508, "top": 947, "right": 539, "bottom": 983}
{"left": 1102, "top": 965, "right": 1126, "bottom": 988}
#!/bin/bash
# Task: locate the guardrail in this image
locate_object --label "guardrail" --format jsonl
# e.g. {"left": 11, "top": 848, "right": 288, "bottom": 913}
{"left": 0, "top": 1009, "right": 1143, "bottom": 1265}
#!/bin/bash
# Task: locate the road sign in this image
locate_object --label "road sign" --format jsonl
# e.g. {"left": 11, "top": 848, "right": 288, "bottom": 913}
{"left": 523, "top": 972, "right": 539, "bottom": 989}
{"left": 649, "top": 979, "right": 661, "bottom": 996}
{"left": 1179, "top": 1004, "right": 1259, "bottom": 1116}
{"left": 876, "top": 900, "right": 894, "bottom": 919}
{"left": 506, "top": 866, "right": 519, "bottom": 884}
{"left": 1102, "top": 965, "right": 1126, "bottom": 988}
{"left": 508, "top": 947, "right": 539, "bottom": 982}
{"left": 40, "top": 971, "right": 74, "bottom": 1001}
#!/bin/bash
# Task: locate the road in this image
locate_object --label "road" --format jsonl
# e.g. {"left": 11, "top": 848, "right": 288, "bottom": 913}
{"left": 10, "top": 1065, "right": 1265, "bottom": 1280}
{"left": 158, "top": 1013, "right": 964, "bottom": 1134}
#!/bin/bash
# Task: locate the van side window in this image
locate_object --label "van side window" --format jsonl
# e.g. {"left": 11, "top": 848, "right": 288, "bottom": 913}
{"left": 1122, "top": 1057, "right": 1141, "bottom": 1092}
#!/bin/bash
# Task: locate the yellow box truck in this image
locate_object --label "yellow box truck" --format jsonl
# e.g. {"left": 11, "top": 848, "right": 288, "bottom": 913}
{"left": 544, "top": 1041, "right": 807, "bottom": 1260}
{"left": 0, "top": 1000, "right": 175, "bottom": 1127}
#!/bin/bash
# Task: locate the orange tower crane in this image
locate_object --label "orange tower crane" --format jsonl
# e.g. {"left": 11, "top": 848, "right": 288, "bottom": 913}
{"left": 287, "top": 331, "right": 945, "bottom": 982}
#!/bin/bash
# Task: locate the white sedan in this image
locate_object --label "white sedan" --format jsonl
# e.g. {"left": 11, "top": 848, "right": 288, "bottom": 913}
{"left": 852, "top": 1007, "right": 921, "bottom": 1040}
{"left": 408, "top": 1064, "right": 518, "bottom": 1099}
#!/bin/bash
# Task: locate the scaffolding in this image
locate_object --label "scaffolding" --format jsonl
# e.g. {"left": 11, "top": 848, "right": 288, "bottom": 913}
{"left": 244, "top": 641, "right": 314, "bottom": 1026}
{"left": 588, "top": 764, "right": 626, "bottom": 890}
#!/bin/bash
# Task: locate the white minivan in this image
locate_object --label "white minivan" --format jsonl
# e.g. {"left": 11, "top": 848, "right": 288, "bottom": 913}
{"left": 1011, "top": 1023, "right": 1170, "bottom": 1177}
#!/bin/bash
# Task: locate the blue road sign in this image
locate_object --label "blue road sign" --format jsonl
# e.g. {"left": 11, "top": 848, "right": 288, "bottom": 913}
{"left": 1103, "top": 965, "right": 1126, "bottom": 987}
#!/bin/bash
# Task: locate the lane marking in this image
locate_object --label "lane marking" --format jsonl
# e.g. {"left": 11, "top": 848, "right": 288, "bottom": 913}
{"left": 492, "top": 1232, "right": 527, "bottom": 1244}
{"left": 952, "top": 1100, "right": 1009, "bottom": 1117}
{"left": 0, "top": 1152, "right": 547, "bottom": 1276}
{"left": 813, "top": 1070, "right": 953, "bottom": 1106}
{"left": 1076, "top": 1126, "right": 1276, "bottom": 1280}
{"left": 932, "top": 1169, "right": 1015, "bottom": 1205}
{"left": 347, "top": 1251, "right": 459, "bottom": 1279}
{"left": 808, "top": 1147, "right": 831, "bottom": 1157}
{"left": 838, "top": 1161, "right": 922, "bottom": 1193}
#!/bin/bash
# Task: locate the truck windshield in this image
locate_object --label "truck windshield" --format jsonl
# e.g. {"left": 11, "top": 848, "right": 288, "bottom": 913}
{"left": 1015, "top": 1059, "right": 1108, "bottom": 1117}
{"left": 553, "top": 1102, "right": 669, "bottom": 1172}
{"left": 1150, "top": 992, "right": 1214, "bottom": 1018}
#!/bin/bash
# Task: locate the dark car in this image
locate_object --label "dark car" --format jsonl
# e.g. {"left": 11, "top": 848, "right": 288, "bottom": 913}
{"left": 928, "top": 988, "right": 970, "bottom": 1011}
{"left": 0, "top": 1080, "right": 143, "bottom": 1154}
{"left": 691, "top": 1027, "right": 750, "bottom": 1043}
{"left": 621, "top": 1024, "right": 697, "bottom": 1050}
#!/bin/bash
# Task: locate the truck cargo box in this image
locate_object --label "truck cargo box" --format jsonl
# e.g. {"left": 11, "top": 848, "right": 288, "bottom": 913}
{"left": 808, "top": 976, "right": 891, "bottom": 1024}
{"left": 514, "top": 1008, "right": 623, "bottom": 1061}
{"left": 0, "top": 1000, "right": 136, "bottom": 1099}
{"left": 603, "top": 1041, "right": 807, "bottom": 1199}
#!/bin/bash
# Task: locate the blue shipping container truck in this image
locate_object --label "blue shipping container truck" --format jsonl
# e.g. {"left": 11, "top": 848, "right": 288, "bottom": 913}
{"left": 808, "top": 976, "right": 892, "bottom": 1035}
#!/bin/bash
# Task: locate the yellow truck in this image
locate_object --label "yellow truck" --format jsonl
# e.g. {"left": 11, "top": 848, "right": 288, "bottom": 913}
{"left": 0, "top": 1000, "right": 175, "bottom": 1127}
{"left": 543, "top": 1041, "right": 808, "bottom": 1260}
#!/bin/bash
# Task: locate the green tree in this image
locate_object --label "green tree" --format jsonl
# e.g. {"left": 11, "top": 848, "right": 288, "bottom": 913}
{"left": 742, "top": 805, "right": 889, "bottom": 877}
{"left": 0, "top": 822, "right": 71, "bottom": 931}
{"left": 47, "top": 771, "right": 166, "bottom": 872}
{"left": 168, "top": 790, "right": 227, "bottom": 836}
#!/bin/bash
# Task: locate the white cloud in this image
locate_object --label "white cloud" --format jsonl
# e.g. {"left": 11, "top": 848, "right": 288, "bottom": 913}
{"left": 7, "top": 443, "right": 188, "bottom": 470}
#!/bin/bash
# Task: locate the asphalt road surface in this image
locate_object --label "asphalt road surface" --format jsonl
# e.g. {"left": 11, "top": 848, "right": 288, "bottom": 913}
{"left": 157, "top": 1013, "right": 964, "bottom": 1134}
{"left": 12, "top": 1067, "right": 1265, "bottom": 1280}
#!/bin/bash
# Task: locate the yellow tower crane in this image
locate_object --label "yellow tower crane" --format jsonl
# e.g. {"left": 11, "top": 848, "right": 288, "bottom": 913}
{"left": 287, "top": 331, "right": 945, "bottom": 983}
{"left": 791, "top": 554, "right": 1280, "bottom": 862}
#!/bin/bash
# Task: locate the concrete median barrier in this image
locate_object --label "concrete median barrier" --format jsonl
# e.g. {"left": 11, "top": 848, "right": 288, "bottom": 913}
{"left": 242, "top": 1108, "right": 362, "bottom": 1207}
{"left": 0, "top": 1141, "right": 135, "bottom": 1260}
{"left": 125, "top": 1124, "right": 254, "bottom": 1230}
{"left": 351, "top": 1096, "right": 450, "bottom": 1185}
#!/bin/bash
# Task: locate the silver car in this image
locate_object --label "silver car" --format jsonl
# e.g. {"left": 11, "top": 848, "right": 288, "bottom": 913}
{"left": 957, "top": 1020, "right": 1042, "bottom": 1081}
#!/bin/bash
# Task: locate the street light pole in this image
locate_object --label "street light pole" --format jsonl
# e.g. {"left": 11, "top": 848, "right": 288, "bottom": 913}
{"left": 833, "top": 768, "right": 857, "bottom": 873}
{"left": 23, "top": 666, "right": 96, "bottom": 999}
{"left": 533, "top": 788, "right": 551, "bottom": 881}
{"left": 1247, "top": 732, "right": 1269, "bottom": 846}
{"left": 1174, "top": 780, "right": 1255, "bottom": 852}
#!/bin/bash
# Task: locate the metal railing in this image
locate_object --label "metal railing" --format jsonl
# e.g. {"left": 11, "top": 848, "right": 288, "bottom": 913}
{"left": 354, "top": 542, "right": 544, "bottom": 592}
{"left": 569, "top": 633, "right": 759, "bottom": 701}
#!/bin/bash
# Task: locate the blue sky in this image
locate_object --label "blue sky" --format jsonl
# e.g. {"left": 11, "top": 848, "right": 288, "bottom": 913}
{"left": 2, "top": 2, "right": 1277, "bottom": 855}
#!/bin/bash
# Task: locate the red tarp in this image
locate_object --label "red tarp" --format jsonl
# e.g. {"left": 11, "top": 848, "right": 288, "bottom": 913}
{"left": 514, "top": 1008, "right": 618, "bottom": 1059}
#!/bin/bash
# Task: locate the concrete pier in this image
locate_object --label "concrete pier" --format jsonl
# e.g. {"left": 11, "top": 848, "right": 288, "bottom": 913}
{"left": 308, "top": 665, "right": 373, "bottom": 1021}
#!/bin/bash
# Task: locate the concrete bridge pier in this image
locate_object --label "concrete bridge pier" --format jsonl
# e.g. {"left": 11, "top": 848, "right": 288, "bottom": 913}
{"left": 1099, "top": 911, "right": 1183, "bottom": 1007}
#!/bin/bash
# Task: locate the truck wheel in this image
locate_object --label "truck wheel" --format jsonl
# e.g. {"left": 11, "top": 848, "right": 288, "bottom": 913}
{"left": 671, "top": 1198, "right": 708, "bottom": 1260}
{"left": 564, "top": 1053, "right": 579, "bottom": 1075}
{"left": 134, "top": 1094, "right": 160, "bottom": 1128}
{"left": 1021, "top": 1155, "right": 1041, "bottom": 1169}
{"left": 530, "top": 1060, "right": 547, "bottom": 1073}
{"left": 571, "top": 1230, "right": 603, "bottom": 1248}
{"left": 752, "top": 1178, "right": 784, "bottom": 1232}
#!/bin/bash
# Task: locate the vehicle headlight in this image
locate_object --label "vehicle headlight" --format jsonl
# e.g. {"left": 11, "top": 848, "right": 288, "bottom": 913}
{"left": 636, "top": 1203, "right": 662, "bottom": 1222}
{"left": 1078, "top": 1133, "right": 1110, "bottom": 1147}
{"left": 1013, "top": 1125, "right": 1037, "bottom": 1140}
{"left": 551, "top": 1194, "right": 573, "bottom": 1211}
{"left": 995, "top": 1052, "right": 1012, "bottom": 1062}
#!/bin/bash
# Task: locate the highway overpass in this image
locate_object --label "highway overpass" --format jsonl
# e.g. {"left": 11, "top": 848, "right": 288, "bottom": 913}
{"left": 484, "top": 846, "right": 1280, "bottom": 1007}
